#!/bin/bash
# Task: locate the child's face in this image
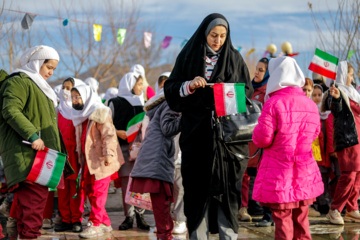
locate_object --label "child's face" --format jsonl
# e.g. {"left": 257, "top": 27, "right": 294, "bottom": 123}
{"left": 312, "top": 88, "right": 322, "bottom": 105}
{"left": 346, "top": 68, "right": 354, "bottom": 86}
{"left": 303, "top": 85, "right": 313, "bottom": 98}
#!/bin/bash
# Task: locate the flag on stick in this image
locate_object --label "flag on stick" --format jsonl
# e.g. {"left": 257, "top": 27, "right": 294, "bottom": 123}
{"left": 26, "top": 147, "right": 67, "bottom": 189}
{"left": 308, "top": 48, "right": 339, "bottom": 80}
{"left": 126, "top": 112, "right": 146, "bottom": 143}
{"left": 213, "top": 83, "right": 246, "bottom": 117}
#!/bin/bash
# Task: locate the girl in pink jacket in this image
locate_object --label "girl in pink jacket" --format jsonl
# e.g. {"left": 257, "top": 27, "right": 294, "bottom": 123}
{"left": 252, "top": 57, "right": 324, "bottom": 240}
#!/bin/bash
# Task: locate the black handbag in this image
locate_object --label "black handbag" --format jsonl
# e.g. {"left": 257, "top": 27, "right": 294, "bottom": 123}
{"left": 216, "top": 97, "right": 262, "bottom": 144}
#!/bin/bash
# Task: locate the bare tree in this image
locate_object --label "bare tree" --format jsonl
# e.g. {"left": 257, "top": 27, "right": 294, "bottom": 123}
{"left": 309, "top": 0, "right": 360, "bottom": 79}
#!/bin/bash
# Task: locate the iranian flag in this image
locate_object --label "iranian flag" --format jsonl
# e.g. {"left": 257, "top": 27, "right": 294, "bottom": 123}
{"left": 308, "top": 48, "right": 339, "bottom": 80}
{"left": 214, "top": 83, "right": 246, "bottom": 117}
{"left": 26, "top": 147, "right": 67, "bottom": 189}
{"left": 126, "top": 112, "right": 146, "bottom": 143}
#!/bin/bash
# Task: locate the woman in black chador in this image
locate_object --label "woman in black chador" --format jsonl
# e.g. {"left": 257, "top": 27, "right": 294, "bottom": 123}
{"left": 164, "top": 13, "right": 253, "bottom": 239}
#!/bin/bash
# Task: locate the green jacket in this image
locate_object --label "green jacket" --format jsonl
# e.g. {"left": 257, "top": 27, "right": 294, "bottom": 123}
{"left": 0, "top": 72, "right": 67, "bottom": 187}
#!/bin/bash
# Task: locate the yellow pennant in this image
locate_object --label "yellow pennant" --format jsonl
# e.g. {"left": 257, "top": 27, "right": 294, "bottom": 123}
{"left": 93, "top": 24, "right": 102, "bottom": 42}
{"left": 246, "top": 48, "right": 255, "bottom": 57}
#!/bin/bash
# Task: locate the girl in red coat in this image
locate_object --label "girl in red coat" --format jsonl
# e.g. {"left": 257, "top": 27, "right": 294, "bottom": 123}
{"left": 55, "top": 78, "right": 86, "bottom": 233}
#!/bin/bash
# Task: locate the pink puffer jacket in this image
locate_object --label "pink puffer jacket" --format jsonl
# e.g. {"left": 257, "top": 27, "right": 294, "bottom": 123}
{"left": 252, "top": 87, "right": 324, "bottom": 203}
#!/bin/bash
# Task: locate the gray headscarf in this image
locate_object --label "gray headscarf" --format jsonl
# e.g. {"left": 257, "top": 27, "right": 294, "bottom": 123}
{"left": 204, "top": 18, "right": 228, "bottom": 56}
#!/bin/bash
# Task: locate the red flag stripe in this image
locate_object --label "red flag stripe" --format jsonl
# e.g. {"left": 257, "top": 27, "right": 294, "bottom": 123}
{"left": 214, "top": 83, "right": 226, "bottom": 116}
{"left": 309, "top": 62, "right": 337, "bottom": 80}
{"left": 26, "top": 147, "right": 49, "bottom": 182}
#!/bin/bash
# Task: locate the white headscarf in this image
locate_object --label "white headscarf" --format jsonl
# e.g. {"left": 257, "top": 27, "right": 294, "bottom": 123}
{"left": 335, "top": 61, "right": 360, "bottom": 103}
{"left": 130, "top": 64, "right": 151, "bottom": 100}
{"left": 104, "top": 87, "right": 118, "bottom": 101}
{"left": 54, "top": 84, "right": 62, "bottom": 99}
{"left": 12, "top": 45, "right": 60, "bottom": 107}
{"left": 58, "top": 78, "right": 85, "bottom": 120}
{"left": 71, "top": 85, "right": 106, "bottom": 126}
{"left": 265, "top": 56, "right": 305, "bottom": 101}
{"left": 117, "top": 72, "right": 144, "bottom": 106}
{"left": 312, "top": 84, "right": 330, "bottom": 120}
{"left": 155, "top": 71, "right": 171, "bottom": 94}
{"left": 84, "top": 77, "right": 99, "bottom": 93}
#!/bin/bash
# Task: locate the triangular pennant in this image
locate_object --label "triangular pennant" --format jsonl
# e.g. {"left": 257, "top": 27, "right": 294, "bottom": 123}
{"left": 21, "top": 13, "right": 36, "bottom": 30}
{"left": 117, "top": 28, "right": 127, "bottom": 45}
{"left": 161, "top": 36, "right": 172, "bottom": 49}
{"left": 93, "top": 24, "right": 102, "bottom": 42}
{"left": 181, "top": 39, "right": 188, "bottom": 48}
{"left": 144, "top": 32, "right": 152, "bottom": 48}
{"left": 63, "top": 19, "right": 69, "bottom": 26}
{"left": 237, "top": 47, "right": 242, "bottom": 52}
{"left": 245, "top": 48, "right": 255, "bottom": 57}
{"left": 347, "top": 50, "right": 355, "bottom": 60}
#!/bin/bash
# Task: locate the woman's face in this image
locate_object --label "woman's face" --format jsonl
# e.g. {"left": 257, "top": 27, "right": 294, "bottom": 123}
{"left": 206, "top": 25, "right": 227, "bottom": 52}
{"left": 303, "top": 85, "right": 313, "bottom": 98}
{"left": 39, "top": 59, "right": 58, "bottom": 81}
{"left": 312, "top": 88, "right": 322, "bottom": 105}
{"left": 63, "top": 81, "right": 74, "bottom": 91}
{"left": 71, "top": 90, "right": 84, "bottom": 110}
{"left": 132, "top": 77, "right": 143, "bottom": 96}
{"left": 346, "top": 68, "right": 354, "bottom": 86}
{"left": 254, "top": 62, "right": 267, "bottom": 83}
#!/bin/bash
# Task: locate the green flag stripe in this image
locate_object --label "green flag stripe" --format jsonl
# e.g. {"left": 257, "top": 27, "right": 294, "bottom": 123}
{"left": 315, "top": 48, "right": 339, "bottom": 65}
{"left": 234, "top": 83, "right": 246, "bottom": 113}
{"left": 46, "top": 152, "right": 66, "bottom": 188}
{"left": 126, "top": 112, "right": 145, "bottom": 131}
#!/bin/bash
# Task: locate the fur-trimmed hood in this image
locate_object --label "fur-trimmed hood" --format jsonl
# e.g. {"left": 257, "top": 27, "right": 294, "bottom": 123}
{"left": 144, "top": 90, "right": 165, "bottom": 112}
{"left": 89, "top": 107, "right": 111, "bottom": 124}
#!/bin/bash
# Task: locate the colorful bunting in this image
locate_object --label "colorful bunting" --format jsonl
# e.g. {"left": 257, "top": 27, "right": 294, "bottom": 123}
{"left": 93, "top": 24, "right": 102, "bottom": 42}
{"left": 144, "top": 32, "right": 152, "bottom": 48}
{"left": 21, "top": 13, "right": 36, "bottom": 30}
{"left": 347, "top": 50, "right": 355, "bottom": 60}
{"left": 237, "top": 47, "right": 242, "bottom": 52}
{"left": 245, "top": 48, "right": 255, "bottom": 57}
{"left": 181, "top": 39, "right": 188, "bottom": 48}
{"left": 117, "top": 28, "right": 127, "bottom": 45}
{"left": 161, "top": 36, "right": 172, "bottom": 49}
{"left": 288, "top": 52, "right": 300, "bottom": 57}
{"left": 62, "top": 19, "right": 69, "bottom": 26}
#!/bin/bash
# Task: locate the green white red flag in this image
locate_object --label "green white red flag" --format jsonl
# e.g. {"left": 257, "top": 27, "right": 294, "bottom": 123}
{"left": 213, "top": 83, "right": 246, "bottom": 116}
{"left": 26, "top": 147, "right": 66, "bottom": 189}
{"left": 126, "top": 112, "right": 146, "bottom": 143}
{"left": 308, "top": 48, "right": 339, "bottom": 80}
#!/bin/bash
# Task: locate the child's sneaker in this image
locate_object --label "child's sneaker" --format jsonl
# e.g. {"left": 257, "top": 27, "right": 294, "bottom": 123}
{"left": 327, "top": 209, "right": 344, "bottom": 225}
{"left": 173, "top": 221, "right": 187, "bottom": 234}
{"left": 344, "top": 210, "right": 360, "bottom": 223}
{"left": 6, "top": 217, "right": 17, "bottom": 228}
{"left": 239, "top": 207, "right": 252, "bottom": 221}
{"left": 42, "top": 218, "right": 53, "bottom": 229}
{"left": 100, "top": 223, "right": 113, "bottom": 233}
{"left": 79, "top": 221, "right": 104, "bottom": 238}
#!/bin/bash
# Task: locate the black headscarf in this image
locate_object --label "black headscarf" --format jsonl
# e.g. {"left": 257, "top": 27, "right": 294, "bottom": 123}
{"left": 165, "top": 13, "right": 253, "bottom": 112}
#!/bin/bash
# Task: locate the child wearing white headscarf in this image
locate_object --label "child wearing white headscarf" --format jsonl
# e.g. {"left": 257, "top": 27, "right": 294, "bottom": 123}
{"left": 71, "top": 85, "right": 124, "bottom": 238}
{"left": 130, "top": 64, "right": 155, "bottom": 100}
{"left": 327, "top": 61, "right": 360, "bottom": 224}
{"left": 107, "top": 72, "right": 150, "bottom": 230}
{"left": 0, "top": 45, "right": 66, "bottom": 239}
{"left": 253, "top": 57, "right": 323, "bottom": 239}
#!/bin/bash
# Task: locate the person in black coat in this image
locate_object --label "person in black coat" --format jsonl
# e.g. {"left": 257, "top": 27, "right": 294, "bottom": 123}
{"left": 164, "top": 13, "right": 253, "bottom": 239}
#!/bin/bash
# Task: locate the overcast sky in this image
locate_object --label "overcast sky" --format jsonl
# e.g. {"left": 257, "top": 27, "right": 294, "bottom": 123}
{"left": 2, "top": 0, "right": 339, "bottom": 78}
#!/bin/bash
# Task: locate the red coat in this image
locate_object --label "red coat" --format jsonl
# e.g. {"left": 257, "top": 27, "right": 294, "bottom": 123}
{"left": 58, "top": 112, "right": 79, "bottom": 180}
{"left": 248, "top": 84, "right": 267, "bottom": 168}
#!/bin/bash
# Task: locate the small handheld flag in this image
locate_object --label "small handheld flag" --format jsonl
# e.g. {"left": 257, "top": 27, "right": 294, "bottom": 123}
{"left": 213, "top": 83, "right": 246, "bottom": 117}
{"left": 126, "top": 112, "right": 146, "bottom": 143}
{"left": 24, "top": 142, "right": 67, "bottom": 189}
{"left": 308, "top": 48, "right": 339, "bottom": 80}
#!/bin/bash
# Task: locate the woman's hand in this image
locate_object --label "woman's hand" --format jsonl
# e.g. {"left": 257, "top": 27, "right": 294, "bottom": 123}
{"left": 329, "top": 85, "right": 340, "bottom": 99}
{"left": 31, "top": 139, "right": 45, "bottom": 151}
{"left": 190, "top": 76, "right": 207, "bottom": 90}
{"left": 329, "top": 152, "right": 337, "bottom": 158}
{"left": 116, "top": 130, "right": 127, "bottom": 140}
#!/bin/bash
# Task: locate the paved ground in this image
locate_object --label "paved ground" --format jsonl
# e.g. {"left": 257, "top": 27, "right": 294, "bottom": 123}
{"left": 2, "top": 212, "right": 360, "bottom": 240}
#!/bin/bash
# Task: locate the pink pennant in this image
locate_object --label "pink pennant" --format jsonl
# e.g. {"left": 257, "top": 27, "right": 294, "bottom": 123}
{"left": 144, "top": 32, "right": 152, "bottom": 48}
{"left": 161, "top": 36, "right": 172, "bottom": 49}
